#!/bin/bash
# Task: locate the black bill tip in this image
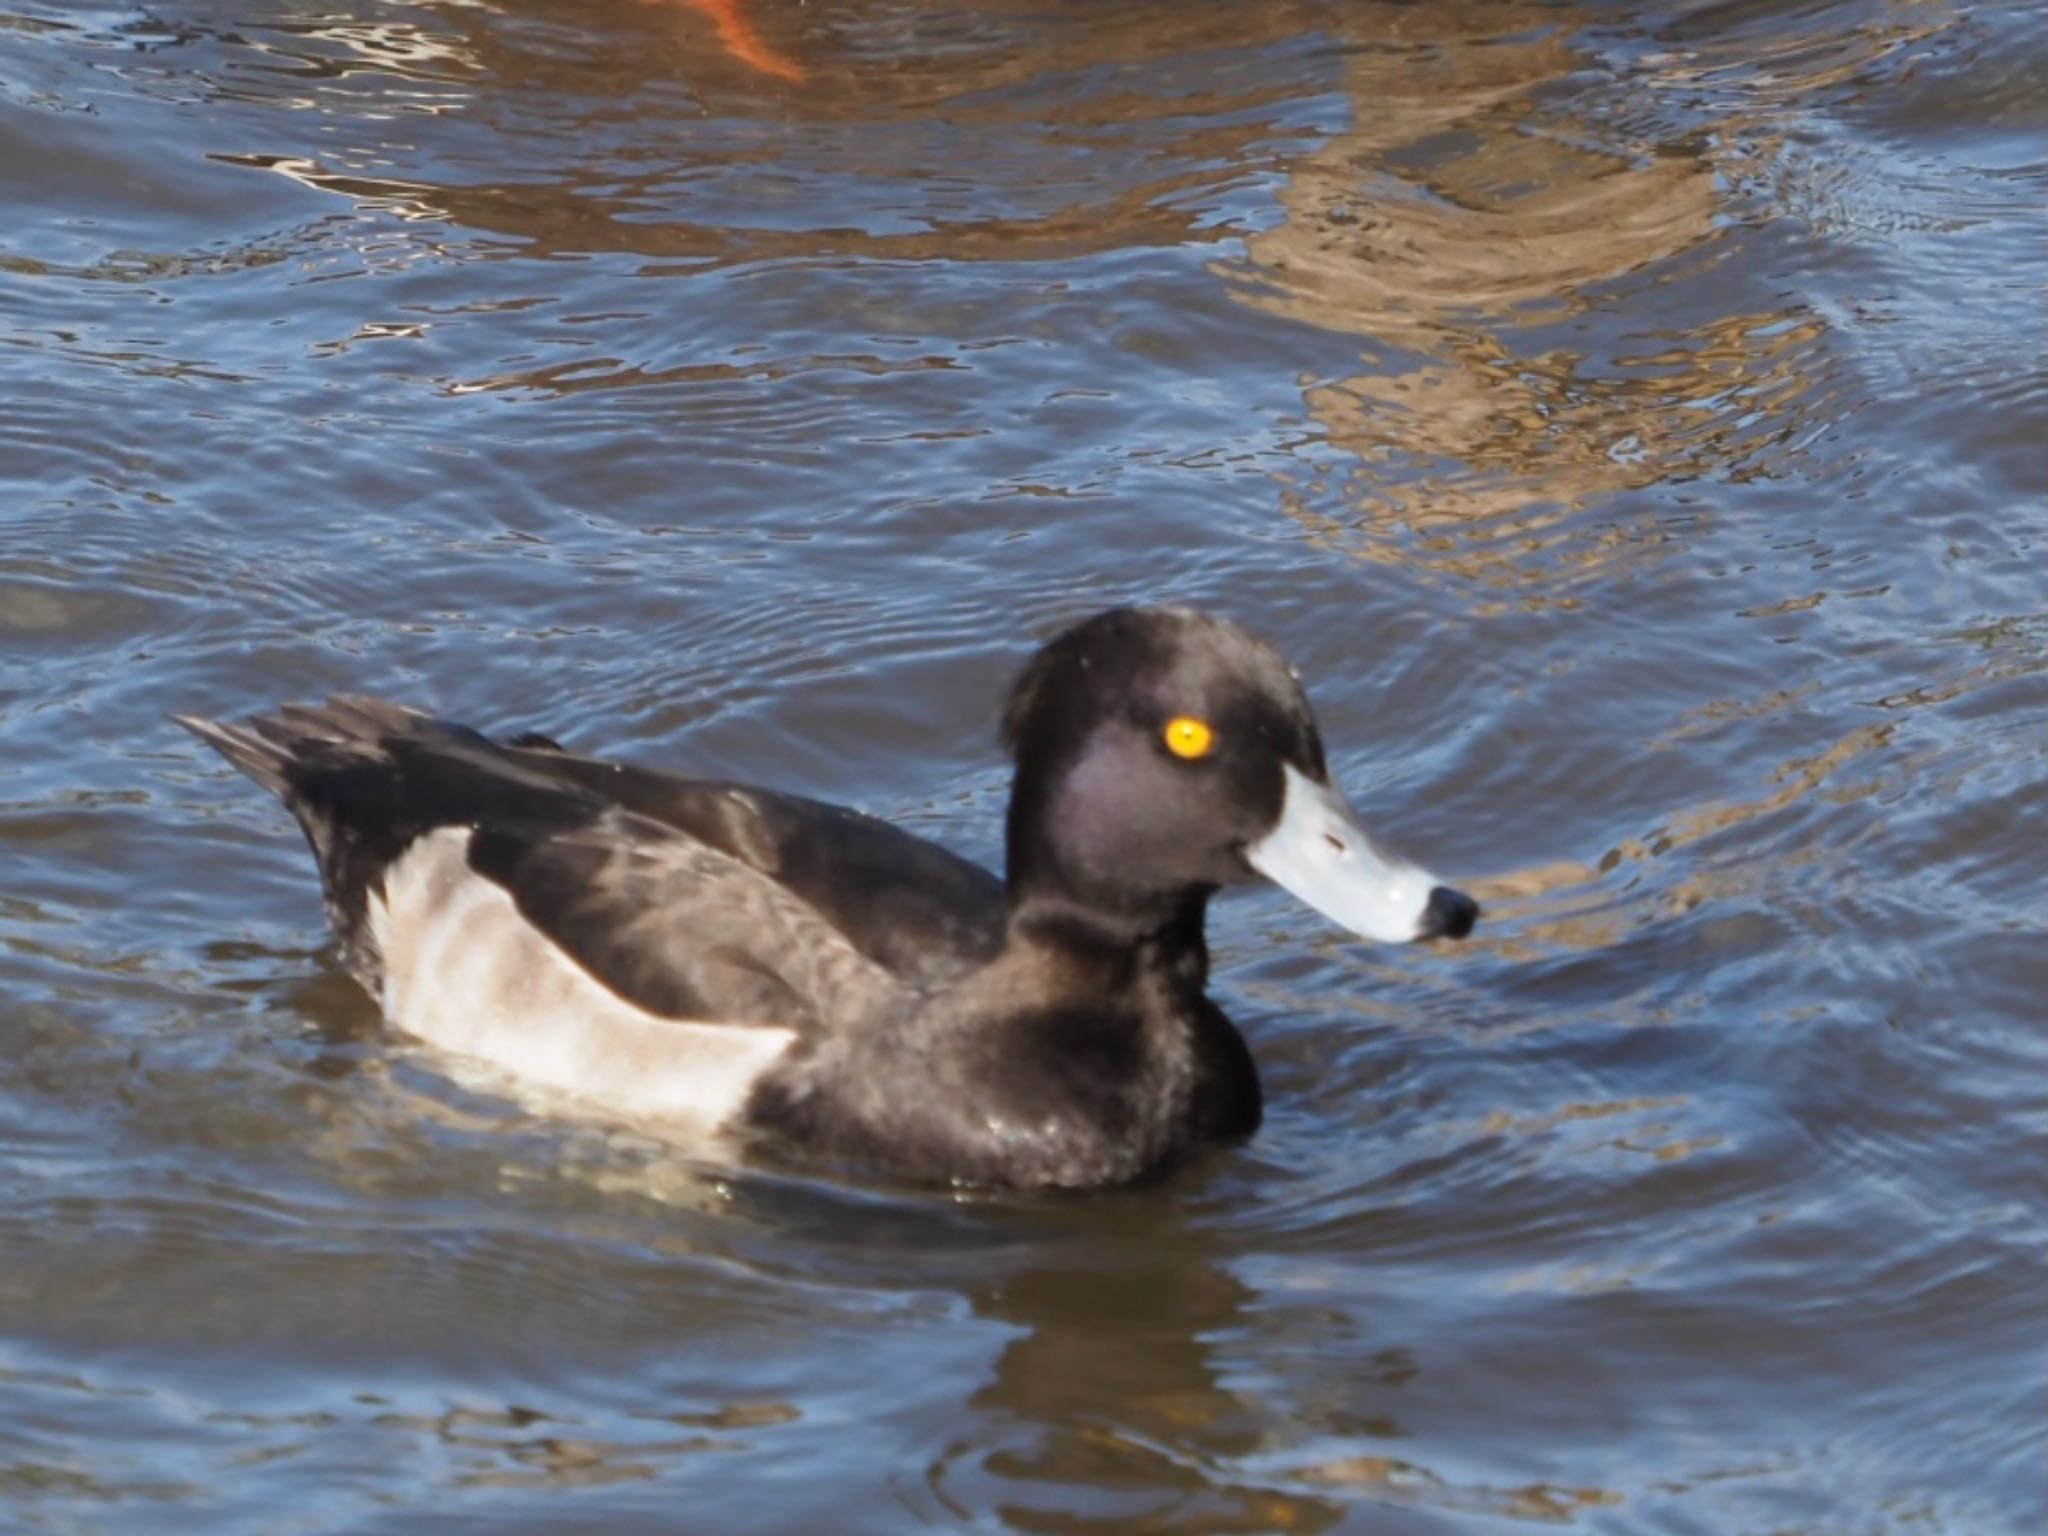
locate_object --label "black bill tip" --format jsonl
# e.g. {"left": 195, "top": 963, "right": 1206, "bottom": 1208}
{"left": 1418, "top": 885, "right": 1479, "bottom": 941}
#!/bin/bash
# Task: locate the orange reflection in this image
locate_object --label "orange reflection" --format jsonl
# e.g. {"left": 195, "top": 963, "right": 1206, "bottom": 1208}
{"left": 635, "top": 0, "right": 807, "bottom": 83}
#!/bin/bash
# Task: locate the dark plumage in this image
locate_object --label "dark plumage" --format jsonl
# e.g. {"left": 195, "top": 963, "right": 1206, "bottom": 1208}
{"left": 176, "top": 607, "right": 1475, "bottom": 1189}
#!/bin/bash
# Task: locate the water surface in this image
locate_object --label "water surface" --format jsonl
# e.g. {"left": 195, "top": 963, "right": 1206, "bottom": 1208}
{"left": 1, "top": 1, "right": 2042, "bottom": 1531}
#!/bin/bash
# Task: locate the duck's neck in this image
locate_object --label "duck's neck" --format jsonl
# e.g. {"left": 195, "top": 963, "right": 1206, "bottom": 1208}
{"left": 1004, "top": 780, "right": 1213, "bottom": 954}
{"left": 996, "top": 883, "right": 1259, "bottom": 1152}
{"left": 1001, "top": 884, "right": 1214, "bottom": 997}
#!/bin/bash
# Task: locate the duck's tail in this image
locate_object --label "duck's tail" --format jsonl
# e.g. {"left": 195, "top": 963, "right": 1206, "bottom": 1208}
{"left": 176, "top": 699, "right": 428, "bottom": 980}
{"left": 173, "top": 697, "right": 411, "bottom": 800}
{"left": 175, "top": 697, "right": 592, "bottom": 983}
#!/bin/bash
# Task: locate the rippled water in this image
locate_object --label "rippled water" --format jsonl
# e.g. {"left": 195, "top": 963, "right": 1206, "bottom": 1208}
{"left": 2, "top": 1, "right": 2042, "bottom": 1530}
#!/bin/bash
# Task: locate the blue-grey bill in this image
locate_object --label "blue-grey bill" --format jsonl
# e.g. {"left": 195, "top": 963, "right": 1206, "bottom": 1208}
{"left": 1245, "top": 764, "right": 1445, "bottom": 944}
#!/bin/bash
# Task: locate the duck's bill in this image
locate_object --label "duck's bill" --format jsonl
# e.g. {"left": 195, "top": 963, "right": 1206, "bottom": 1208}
{"left": 1246, "top": 765, "right": 1478, "bottom": 944}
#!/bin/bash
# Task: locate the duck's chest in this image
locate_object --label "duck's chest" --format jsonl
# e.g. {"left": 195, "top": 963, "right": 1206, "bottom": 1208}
{"left": 746, "top": 986, "right": 1257, "bottom": 1189}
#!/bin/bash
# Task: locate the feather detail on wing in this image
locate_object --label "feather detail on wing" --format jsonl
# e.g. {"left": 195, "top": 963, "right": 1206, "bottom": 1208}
{"left": 468, "top": 809, "right": 904, "bottom": 1034}
{"left": 177, "top": 695, "right": 998, "bottom": 1026}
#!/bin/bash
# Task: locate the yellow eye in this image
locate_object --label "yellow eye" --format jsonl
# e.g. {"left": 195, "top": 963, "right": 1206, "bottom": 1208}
{"left": 1162, "top": 716, "right": 1215, "bottom": 760}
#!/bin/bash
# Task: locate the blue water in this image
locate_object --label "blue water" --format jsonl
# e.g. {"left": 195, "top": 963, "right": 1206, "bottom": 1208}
{"left": 2, "top": 2, "right": 2042, "bottom": 1530}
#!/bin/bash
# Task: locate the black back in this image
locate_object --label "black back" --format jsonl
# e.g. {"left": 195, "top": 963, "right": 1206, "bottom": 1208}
{"left": 175, "top": 700, "right": 1004, "bottom": 1027}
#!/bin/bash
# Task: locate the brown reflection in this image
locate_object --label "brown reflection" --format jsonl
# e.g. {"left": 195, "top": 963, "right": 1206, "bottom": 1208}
{"left": 202, "top": 1397, "right": 804, "bottom": 1492}
{"left": 1291, "top": 306, "right": 1825, "bottom": 587}
{"left": 202, "top": 1, "right": 1356, "bottom": 267}
{"left": 1469, "top": 716, "right": 1898, "bottom": 956}
{"left": 935, "top": 1209, "right": 1624, "bottom": 1530}
{"left": 932, "top": 1214, "right": 1349, "bottom": 1531}
{"left": 1293, "top": 1456, "right": 1623, "bottom": 1523}
{"left": 1224, "top": 4, "right": 1856, "bottom": 587}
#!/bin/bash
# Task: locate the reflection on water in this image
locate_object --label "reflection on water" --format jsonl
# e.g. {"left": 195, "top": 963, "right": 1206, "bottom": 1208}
{"left": 638, "top": 0, "right": 809, "bottom": 84}
{"left": 1, "top": 0, "right": 2042, "bottom": 1532}
{"left": 1227, "top": 2, "right": 1862, "bottom": 590}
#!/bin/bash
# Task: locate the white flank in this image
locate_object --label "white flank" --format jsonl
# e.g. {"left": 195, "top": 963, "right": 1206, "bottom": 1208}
{"left": 368, "top": 829, "right": 796, "bottom": 1133}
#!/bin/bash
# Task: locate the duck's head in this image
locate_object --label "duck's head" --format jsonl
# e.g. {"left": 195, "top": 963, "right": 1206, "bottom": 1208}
{"left": 1001, "top": 607, "right": 1476, "bottom": 945}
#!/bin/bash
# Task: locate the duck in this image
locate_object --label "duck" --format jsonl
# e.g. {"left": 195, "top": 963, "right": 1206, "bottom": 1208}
{"left": 175, "top": 607, "right": 1476, "bottom": 1190}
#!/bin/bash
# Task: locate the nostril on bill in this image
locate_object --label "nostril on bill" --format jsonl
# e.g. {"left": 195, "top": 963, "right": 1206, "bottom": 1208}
{"left": 1419, "top": 885, "right": 1479, "bottom": 941}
